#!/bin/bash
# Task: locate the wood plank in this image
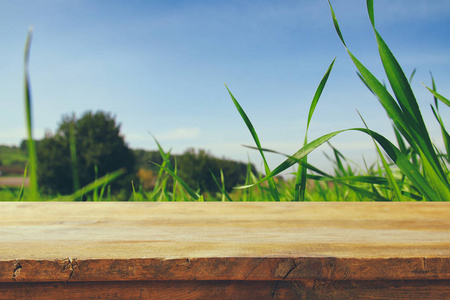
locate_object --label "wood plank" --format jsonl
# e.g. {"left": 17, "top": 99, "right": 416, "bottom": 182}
{"left": 0, "top": 202, "right": 449, "bottom": 284}
{"left": 1, "top": 280, "right": 449, "bottom": 300}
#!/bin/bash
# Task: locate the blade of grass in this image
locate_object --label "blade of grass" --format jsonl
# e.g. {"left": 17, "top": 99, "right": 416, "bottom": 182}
{"left": 329, "top": 0, "right": 418, "bottom": 152}
{"left": 210, "top": 169, "right": 233, "bottom": 202}
{"left": 151, "top": 162, "right": 201, "bottom": 201}
{"left": 93, "top": 165, "right": 99, "bottom": 201}
{"left": 242, "top": 156, "right": 253, "bottom": 202}
{"left": 225, "top": 84, "right": 280, "bottom": 201}
{"left": 423, "top": 85, "right": 450, "bottom": 108}
{"left": 131, "top": 180, "right": 140, "bottom": 201}
{"left": 296, "top": 58, "right": 336, "bottom": 201}
{"left": 248, "top": 145, "right": 400, "bottom": 201}
{"left": 151, "top": 135, "right": 200, "bottom": 201}
{"left": 329, "top": 0, "right": 449, "bottom": 199}
{"left": 17, "top": 163, "right": 28, "bottom": 201}
{"left": 308, "top": 174, "right": 391, "bottom": 201}
{"left": 365, "top": 0, "right": 449, "bottom": 194}
{"left": 393, "top": 125, "right": 408, "bottom": 155}
{"left": 366, "top": 1, "right": 425, "bottom": 131}
{"left": 358, "top": 112, "right": 403, "bottom": 201}
{"left": 152, "top": 153, "right": 170, "bottom": 200}
{"left": 172, "top": 159, "right": 178, "bottom": 202}
{"left": 24, "top": 27, "right": 39, "bottom": 200}
{"left": 239, "top": 127, "right": 439, "bottom": 200}
{"left": 98, "top": 182, "right": 108, "bottom": 201}
{"left": 69, "top": 113, "right": 79, "bottom": 194}
{"left": 55, "top": 168, "right": 126, "bottom": 201}
{"left": 430, "top": 72, "right": 439, "bottom": 109}
{"left": 431, "top": 105, "right": 450, "bottom": 162}
{"left": 327, "top": 142, "right": 348, "bottom": 177}
{"left": 426, "top": 73, "right": 450, "bottom": 164}
{"left": 408, "top": 68, "right": 417, "bottom": 84}
{"left": 151, "top": 133, "right": 175, "bottom": 171}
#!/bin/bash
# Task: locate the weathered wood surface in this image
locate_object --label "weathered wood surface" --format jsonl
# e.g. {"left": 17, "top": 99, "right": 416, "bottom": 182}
{"left": 2, "top": 280, "right": 450, "bottom": 300}
{"left": 0, "top": 202, "right": 449, "bottom": 299}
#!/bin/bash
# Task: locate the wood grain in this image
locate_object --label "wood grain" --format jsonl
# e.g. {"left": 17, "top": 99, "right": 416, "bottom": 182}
{"left": 0, "top": 202, "right": 448, "bottom": 299}
{"left": 1, "top": 280, "right": 449, "bottom": 300}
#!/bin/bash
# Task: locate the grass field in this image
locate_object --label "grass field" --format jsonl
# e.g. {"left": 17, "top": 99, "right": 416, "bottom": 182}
{"left": 5, "top": 1, "right": 449, "bottom": 202}
{"left": 0, "top": 145, "right": 27, "bottom": 166}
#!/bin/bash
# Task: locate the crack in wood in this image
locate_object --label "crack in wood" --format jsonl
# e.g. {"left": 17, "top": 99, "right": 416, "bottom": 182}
{"left": 244, "top": 258, "right": 265, "bottom": 280}
{"left": 12, "top": 260, "right": 22, "bottom": 281}
{"left": 62, "top": 258, "right": 78, "bottom": 282}
{"left": 271, "top": 259, "right": 298, "bottom": 299}
{"left": 422, "top": 257, "right": 428, "bottom": 272}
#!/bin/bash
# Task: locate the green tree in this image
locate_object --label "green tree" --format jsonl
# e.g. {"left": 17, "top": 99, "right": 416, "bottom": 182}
{"left": 37, "top": 111, "right": 135, "bottom": 196}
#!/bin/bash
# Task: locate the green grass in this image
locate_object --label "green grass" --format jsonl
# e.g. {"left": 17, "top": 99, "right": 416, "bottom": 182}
{"left": 218, "top": 0, "right": 449, "bottom": 202}
{"left": 0, "top": 146, "right": 27, "bottom": 167}
{"left": 23, "top": 27, "right": 39, "bottom": 200}
{"left": 327, "top": 0, "right": 449, "bottom": 200}
{"left": 9, "top": 1, "right": 449, "bottom": 201}
{"left": 0, "top": 187, "right": 21, "bottom": 201}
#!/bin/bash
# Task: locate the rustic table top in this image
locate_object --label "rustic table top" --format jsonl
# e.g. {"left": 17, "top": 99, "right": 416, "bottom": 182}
{"left": 0, "top": 202, "right": 449, "bottom": 282}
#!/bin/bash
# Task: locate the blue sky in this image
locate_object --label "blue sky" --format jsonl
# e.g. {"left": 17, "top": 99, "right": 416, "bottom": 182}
{"left": 1, "top": 0, "right": 450, "bottom": 173}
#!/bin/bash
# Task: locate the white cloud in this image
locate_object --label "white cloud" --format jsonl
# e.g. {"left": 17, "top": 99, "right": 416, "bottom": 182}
{"left": 123, "top": 127, "right": 201, "bottom": 149}
{"left": 159, "top": 128, "right": 201, "bottom": 141}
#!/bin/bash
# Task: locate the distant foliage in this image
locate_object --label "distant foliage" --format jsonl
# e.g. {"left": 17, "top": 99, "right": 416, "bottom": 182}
{"left": 176, "top": 148, "right": 252, "bottom": 194}
{"left": 36, "top": 111, "right": 135, "bottom": 195}
{"left": 133, "top": 149, "right": 164, "bottom": 171}
{"left": 134, "top": 148, "right": 254, "bottom": 194}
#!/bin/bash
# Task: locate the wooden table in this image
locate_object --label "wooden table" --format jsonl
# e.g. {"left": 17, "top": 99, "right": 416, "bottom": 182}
{"left": 0, "top": 202, "right": 449, "bottom": 299}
